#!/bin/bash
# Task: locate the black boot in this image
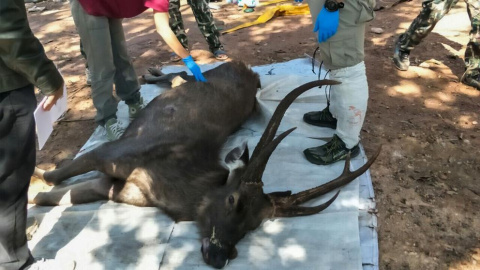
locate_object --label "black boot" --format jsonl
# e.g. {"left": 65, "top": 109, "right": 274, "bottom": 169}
{"left": 393, "top": 36, "right": 411, "bottom": 71}
{"left": 461, "top": 69, "right": 480, "bottom": 90}
{"left": 304, "top": 135, "right": 360, "bottom": 165}
{"left": 303, "top": 105, "right": 337, "bottom": 129}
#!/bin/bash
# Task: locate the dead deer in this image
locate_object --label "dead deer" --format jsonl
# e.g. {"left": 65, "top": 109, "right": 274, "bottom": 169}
{"left": 31, "top": 61, "right": 380, "bottom": 269}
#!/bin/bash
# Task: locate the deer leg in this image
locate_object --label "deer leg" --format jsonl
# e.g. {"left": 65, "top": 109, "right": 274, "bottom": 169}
{"left": 30, "top": 176, "right": 113, "bottom": 205}
{"left": 143, "top": 71, "right": 190, "bottom": 84}
{"left": 30, "top": 176, "right": 152, "bottom": 207}
{"left": 39, "top": 151, "right": 102, "bottom": 185}
{"left": 147, "top": 67, "right": 164, "bottom": 77}
{"left": 111, "top": 181, "right": 151, "bottom": 207}
{"left": 38, "top": 140, "right": 140, "bottom": 186}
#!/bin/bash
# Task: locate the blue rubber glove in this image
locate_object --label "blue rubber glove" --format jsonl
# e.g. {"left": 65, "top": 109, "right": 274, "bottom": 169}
{"left": 313, "top": 7, "right": 340, "bottom": 43}
{"left": 182, "top": 55, "right": 207, "bottom": 82}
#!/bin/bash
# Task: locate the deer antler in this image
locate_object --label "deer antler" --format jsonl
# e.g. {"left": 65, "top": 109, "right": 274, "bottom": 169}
{"left": 240, "top": 127, "right": 296, "bottom": 183}
{"left": 269, "top": 146, "right": 382, "bottom": 217}
{"left": 242, "top": 80, "right": 341, "bottom": 183}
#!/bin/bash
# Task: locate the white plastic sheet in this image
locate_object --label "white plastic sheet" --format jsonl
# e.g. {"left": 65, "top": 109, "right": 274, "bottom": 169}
{"left": 28, "top": 58, "right": 378, "bottom": 270}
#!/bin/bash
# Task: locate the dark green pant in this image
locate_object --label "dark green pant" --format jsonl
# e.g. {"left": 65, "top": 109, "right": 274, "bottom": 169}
{"left": 168, "top": 0, "right": 223, "bottom": 53}
{"left": 0, "top": 85, "right": 36, "bottom": 270}
{"left": 398, "top": 0, "right": 480, "bottom": 71}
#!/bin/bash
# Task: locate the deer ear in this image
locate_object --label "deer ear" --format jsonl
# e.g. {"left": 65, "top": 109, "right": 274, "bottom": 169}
{"left": 224, "top": 142, "right": 249, "bottom": 167}
{"left": 224, "top": 143, "right": 249, "bottom": 186}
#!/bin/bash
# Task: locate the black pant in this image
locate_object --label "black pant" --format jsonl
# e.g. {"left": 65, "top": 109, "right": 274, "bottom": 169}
{"left": 0, "top": 85, "right": 36, "bottom": 270}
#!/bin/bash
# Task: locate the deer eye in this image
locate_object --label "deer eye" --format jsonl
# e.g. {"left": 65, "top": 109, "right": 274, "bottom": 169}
{"left": 228, "top": 195, "right": 235, "bottom": 205}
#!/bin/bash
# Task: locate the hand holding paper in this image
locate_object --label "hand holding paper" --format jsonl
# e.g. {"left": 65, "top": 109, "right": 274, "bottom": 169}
{"left": 34, "top": 83, "right": 68, "bottom": 150}
{"left": 42, "top": 83, "right": 65, "bottom": 111}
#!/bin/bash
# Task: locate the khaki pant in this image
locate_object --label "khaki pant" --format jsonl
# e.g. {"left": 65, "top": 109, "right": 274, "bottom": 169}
{"left": 306, "top": 0, "right": 375, "bottom": 70}
{"left": 70, "top": 0, "right": 140, "bottom": 124}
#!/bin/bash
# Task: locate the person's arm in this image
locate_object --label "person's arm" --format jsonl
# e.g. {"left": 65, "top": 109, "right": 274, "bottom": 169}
{"left": 0, "top": 0, "right": 64, "bottom": 110}
{"left": 153, "top": 11, "right": 207, "bottom": 82}
{"left": 153, "top": 11, "right": 190, "bottom": 58}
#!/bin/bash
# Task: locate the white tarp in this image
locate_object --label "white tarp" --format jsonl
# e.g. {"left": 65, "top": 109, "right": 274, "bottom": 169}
{"left": 28, "top": 58, "right": 378, "bottom": 270}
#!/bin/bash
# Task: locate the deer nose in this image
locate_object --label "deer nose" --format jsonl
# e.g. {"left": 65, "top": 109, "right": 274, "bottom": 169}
{"left": 201, "top": 237, "right": 210, "bottom": 259}
{"left": 201, "top": 238, "right": 229, "bottom": 269}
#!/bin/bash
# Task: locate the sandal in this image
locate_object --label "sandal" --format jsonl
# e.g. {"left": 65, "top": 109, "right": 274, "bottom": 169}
{"left": 213, "top": 49, "right": 229, "bottom": 60}
{"left": 170, "top": 52, "right": 182, "bottom": 62}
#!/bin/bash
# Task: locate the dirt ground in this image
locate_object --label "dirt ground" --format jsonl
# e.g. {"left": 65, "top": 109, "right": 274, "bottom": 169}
{"left": 26, "top": 0, "right": 479, "bottom": 269}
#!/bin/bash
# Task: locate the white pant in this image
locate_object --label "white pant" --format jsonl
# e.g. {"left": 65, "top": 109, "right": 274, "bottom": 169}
{"left": 329, "top": 61, "right": 369, "bottom": 149}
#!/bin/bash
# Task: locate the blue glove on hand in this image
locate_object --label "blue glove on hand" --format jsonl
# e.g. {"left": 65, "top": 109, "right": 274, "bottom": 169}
{"left": 313, "top": 7, "right": 340, "bottom": 43}
{"left": 182, "top": 55, "right": 207, "bottom": 82}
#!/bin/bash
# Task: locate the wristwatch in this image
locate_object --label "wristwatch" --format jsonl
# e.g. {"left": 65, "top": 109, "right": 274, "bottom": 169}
{"left": 324, "top": 0, "right": 344, "bottom": 12}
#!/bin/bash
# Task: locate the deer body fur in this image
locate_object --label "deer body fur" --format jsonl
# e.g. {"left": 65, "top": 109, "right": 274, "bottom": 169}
{"left": 32, "top": 61, "right": 260, "bottom": 222}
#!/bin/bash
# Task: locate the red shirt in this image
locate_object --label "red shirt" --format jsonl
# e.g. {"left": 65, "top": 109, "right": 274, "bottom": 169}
{"left": 78, "top": 0, "right": 169, "bottom": 18}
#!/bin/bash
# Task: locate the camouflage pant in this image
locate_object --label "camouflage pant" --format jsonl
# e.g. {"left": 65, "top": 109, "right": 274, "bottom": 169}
{"left": 398, "top": 0, "right": 480, "bottom": 70}
{"left": 169, "top": 0, "right": 224, "bottom": 53}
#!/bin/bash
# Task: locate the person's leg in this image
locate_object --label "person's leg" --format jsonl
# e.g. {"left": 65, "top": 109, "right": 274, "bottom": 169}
{"left": 80, "top": 40, "right": 92, "bottom": 86}
{"left": 393, "top": 0, "right": 458, "bottom": 70}
{"left": 303, "top": 63, "right": 368, "bottom": 165}
{"left": 70, "top": 0, "right": 118, "bottom": 125}
{"left": 79, "top": 39, "right": 87, "bottom": 66}
{"left": 302, "top": 82, "right": 337, "bottom": 129}
{"left": 0, "top": 85, "right": 36, "bottom": 270}
{"left": 329, "top": 63, "right": 368, "bottom": 149}
{"left": 187, "top": 0, "right": 227, "bottom": 59}
{"left": 169, "top": 0, "right": 189, "bottom": 60}
{"left": 108, "top": 17, "right": 142, "bottom": 115}
{"left": 461, "top": 0, "right": 480, "bottom": 89}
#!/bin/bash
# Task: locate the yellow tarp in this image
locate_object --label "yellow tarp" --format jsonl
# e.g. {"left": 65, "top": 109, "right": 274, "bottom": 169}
{"left": 257, "top": 0, "right": 290, "bottom": 6}
{"left": 222, "top": 4, "right": 310, "bottom": 34}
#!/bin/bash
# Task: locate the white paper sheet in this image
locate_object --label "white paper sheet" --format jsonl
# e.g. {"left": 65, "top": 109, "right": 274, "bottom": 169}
{"left": 34, "top": 83, "right": 67, "bottom": 150}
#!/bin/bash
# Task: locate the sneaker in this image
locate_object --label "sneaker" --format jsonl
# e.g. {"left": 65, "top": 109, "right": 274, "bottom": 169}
{"left": 128, "top": 96, "right": 146, "bottom": 120}
{"left": 393, "top": 39, "right": 410, "bottom": 71}
{"left": 24, "top": 258, "right": 75, "bottom": 270}
{"left": 461, "top": 69, "right": 480, "bottom": 90}
{"left": 85, "top": 67, "right": 92, "bottom": 86}
{"left": 105, "top": 118, "right": 125, "bottom": 141}
{"left": 303, "top": 106, "right": 337, "bottom": 129}
{"left": 303, "top": 134, "right": 360, "bottom": 165}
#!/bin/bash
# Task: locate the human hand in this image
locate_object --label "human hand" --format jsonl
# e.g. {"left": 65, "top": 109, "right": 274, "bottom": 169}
{"left": 294, "top": 0, "right": 303, "bottom": 3}
{"left": 42, "top": 83, "right": 64, "bottom": 111}
{"left": 313, "top": 7, "right": 340, "bottom": 43}
{"left": 182, "top": 56, "right": 207, "bottom": 82}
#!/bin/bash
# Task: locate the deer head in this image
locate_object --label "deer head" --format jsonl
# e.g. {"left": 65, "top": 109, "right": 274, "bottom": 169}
{"left": 196, "top": 80, "right": 380, "bottom": 269}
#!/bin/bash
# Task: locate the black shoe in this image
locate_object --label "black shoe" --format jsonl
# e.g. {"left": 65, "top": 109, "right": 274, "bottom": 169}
{"left": 303, "top": 135, "right": 360, "bottom": 165}
{"left": 393, "top": 40, "right": 410, "bottom": 71}
{"left": 461, "top": 70, "right": 480, "bottom": 90}
{"left": 303, "top": 106, "right": 337, "bottom": 129}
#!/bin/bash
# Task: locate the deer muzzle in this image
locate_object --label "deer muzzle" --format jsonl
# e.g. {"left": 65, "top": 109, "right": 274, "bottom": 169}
{"left": 201, "top": 237, "right": 237, "bottom": 269}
